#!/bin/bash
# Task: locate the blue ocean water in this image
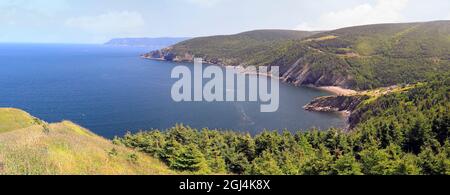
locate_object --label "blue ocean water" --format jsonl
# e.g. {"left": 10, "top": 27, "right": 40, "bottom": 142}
{"left": 0, "top": 44, "right": 345, "bottom": 138}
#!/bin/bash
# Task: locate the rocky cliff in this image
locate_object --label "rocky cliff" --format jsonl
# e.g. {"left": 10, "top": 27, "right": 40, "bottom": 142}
{"left": 143, "top": 48, "right": 195, "bottom": 63}
{"left": 304, "top": 95, "right": 370, "bottom": 129}
{"left": 304, "top": 95, "right": 368, "bottom": 113}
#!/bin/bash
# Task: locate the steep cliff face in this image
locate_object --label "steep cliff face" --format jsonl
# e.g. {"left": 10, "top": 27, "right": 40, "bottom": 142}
{"left": 278, "top": 57, "right": 355, "bottom": 88}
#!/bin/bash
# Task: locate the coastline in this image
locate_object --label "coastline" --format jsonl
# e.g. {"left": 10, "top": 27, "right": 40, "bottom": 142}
{"left": 144, "top": 56, "right": 356, "bottom": 131}
{"left": 142, "top": 56, "right": 360, "bottom": 96}
{"left": 230, "top": 66, "right": 280, "bottom": 79}
{"left": 142, "top": 55, "right": 281, "bottom": 79}
{"left": 142, "top": 56, "right": 357, "bottom": 95}
{"left": 142, "top": 56, "right": 358, "bottom": 127}
{"left": 314, "top": 86, "right": 357, "bottom": 96}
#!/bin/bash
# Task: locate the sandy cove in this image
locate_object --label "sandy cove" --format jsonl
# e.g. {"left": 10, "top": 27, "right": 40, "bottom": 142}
{"left": 315, "top": 86, "right": 357, "bottom": 96}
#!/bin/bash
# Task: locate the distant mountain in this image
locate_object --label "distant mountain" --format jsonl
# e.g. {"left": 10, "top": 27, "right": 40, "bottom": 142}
{"left": 145, "top": 21, "right": 450, "bottom": 90}
{"left": 105, "top": 37, "right": 191, "bottom": 49}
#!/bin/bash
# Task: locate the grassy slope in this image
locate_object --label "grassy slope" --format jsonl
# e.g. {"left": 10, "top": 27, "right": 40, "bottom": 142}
{"left": 0, "top": 108, "right": 173, "bottom": 175}
{"left": 0, "top": 108, "right": 37, "bottom": 133}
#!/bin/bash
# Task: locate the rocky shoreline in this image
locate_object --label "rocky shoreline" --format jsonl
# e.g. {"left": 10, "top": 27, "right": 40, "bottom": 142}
{"left": 142, "top": 53, "right": 366, "bottom": 130}
{"left": 303, "top": 94, "right": 370, "bottom": 130}
{"left": 142, "top": 47, "right": 358, "bottom": 88}
{"left": 142, "top": 54, "right": 354, "bottom": 91}
{"left": 303, "top": 95, "right": 368, "bottom": 112}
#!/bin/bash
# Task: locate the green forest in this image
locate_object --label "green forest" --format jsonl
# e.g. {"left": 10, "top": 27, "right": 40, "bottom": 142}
{"left": 114, "top": 76, "right": 449, "bottom": 175}
{"left": 157, "top": 21, "right": 450, "bottom": 90}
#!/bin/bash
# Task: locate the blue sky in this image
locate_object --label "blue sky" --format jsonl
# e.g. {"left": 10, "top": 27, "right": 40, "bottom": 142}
{"left": 0, "top": 0, "right": 449, "bottom": 43}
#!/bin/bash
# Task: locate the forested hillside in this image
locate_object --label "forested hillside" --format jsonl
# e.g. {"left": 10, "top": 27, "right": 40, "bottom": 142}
{"left": 143, "top": 30, "right": 318, "bottom": 65}
{"left": 146, "top": 21, "right": 450, "bottom": 90}
{"left": 261, "top": 21, "right": 450, "bottom": 89}
{"left": 115, "top": 76, "right": 450, "bottom": 175}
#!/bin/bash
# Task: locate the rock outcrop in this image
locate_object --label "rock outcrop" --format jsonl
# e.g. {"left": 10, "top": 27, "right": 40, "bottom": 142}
{"left": 304, "top": 95, "right": 370, "bottom": 129}
{"left": 304, "top": 95, "right": 368, "bottom": 112}
{"left": 280, "top": 62, "right": 355, "bottom": 89}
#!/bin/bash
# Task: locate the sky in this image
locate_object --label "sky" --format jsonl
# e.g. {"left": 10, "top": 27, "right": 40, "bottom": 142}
{"left": 0, "top": 0, "right": 449, "bottom": 43}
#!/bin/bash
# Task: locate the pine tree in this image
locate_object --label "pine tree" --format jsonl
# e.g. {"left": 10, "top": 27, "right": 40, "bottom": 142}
{"left": 169, "top": 143, "right": 209, "bottom": 173}
{"left": 279, "top": 150, "right": 301, "bottom": 175}
{"left": 332, "top": 153, "right": 363, "bottom": 175}
{"left": 395, "top": 154, "right": 421, "bottom": 175}
{"left": 302, "top": 145, "right": 333, "bottom": 175}
{"left": 250, "top": 151, "right": 283, "bottom": 175}
{"left": 359, "top": 146, "right": 398, "bottom": 175}
{"left": 418, "top": 146, "right": 449, "bottom": 175}
{"left": 224, "top": 150, "right": 250, "bottom": 174}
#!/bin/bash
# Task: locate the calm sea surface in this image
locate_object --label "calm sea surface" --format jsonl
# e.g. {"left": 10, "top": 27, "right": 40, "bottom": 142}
{"left": 0, "top": 44, "right": 345, "bottom": 138}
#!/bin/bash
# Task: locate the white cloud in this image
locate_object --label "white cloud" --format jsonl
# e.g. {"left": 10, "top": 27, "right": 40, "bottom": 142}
{"left": 186, "top": 0, "right": 223, "bottom": 7}
{"left": 0, "top": 0, "right": 60, "bottom": 27}
{"left": 296, "top": 0, "right": 409, "bottom": 31}
{"left": 65, "top": 11, "right": 146, "bottom": 35}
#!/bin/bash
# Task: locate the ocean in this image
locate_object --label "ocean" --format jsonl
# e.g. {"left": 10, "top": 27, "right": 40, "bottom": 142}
{"left": 0, "top": 43, "right": 345, "bottom": 138}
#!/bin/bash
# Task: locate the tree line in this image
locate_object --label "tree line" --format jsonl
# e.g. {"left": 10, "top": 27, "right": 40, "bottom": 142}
{"left": 114, "top": 76, "right": 449, "bottom": 175}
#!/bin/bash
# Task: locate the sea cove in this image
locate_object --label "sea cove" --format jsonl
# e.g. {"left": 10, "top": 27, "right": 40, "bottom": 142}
{"left": 0, "top": 44, "right": 345, "bottom": 138}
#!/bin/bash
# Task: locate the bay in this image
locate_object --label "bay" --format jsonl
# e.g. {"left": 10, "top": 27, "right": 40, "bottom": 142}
{"left": 0, "top": 44, "right": 345, "bottom": 138}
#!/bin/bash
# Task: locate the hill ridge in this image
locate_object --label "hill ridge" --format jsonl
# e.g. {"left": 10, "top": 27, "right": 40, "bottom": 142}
{"left": 144, "top": 21, "right": 450, "bottom": 90}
